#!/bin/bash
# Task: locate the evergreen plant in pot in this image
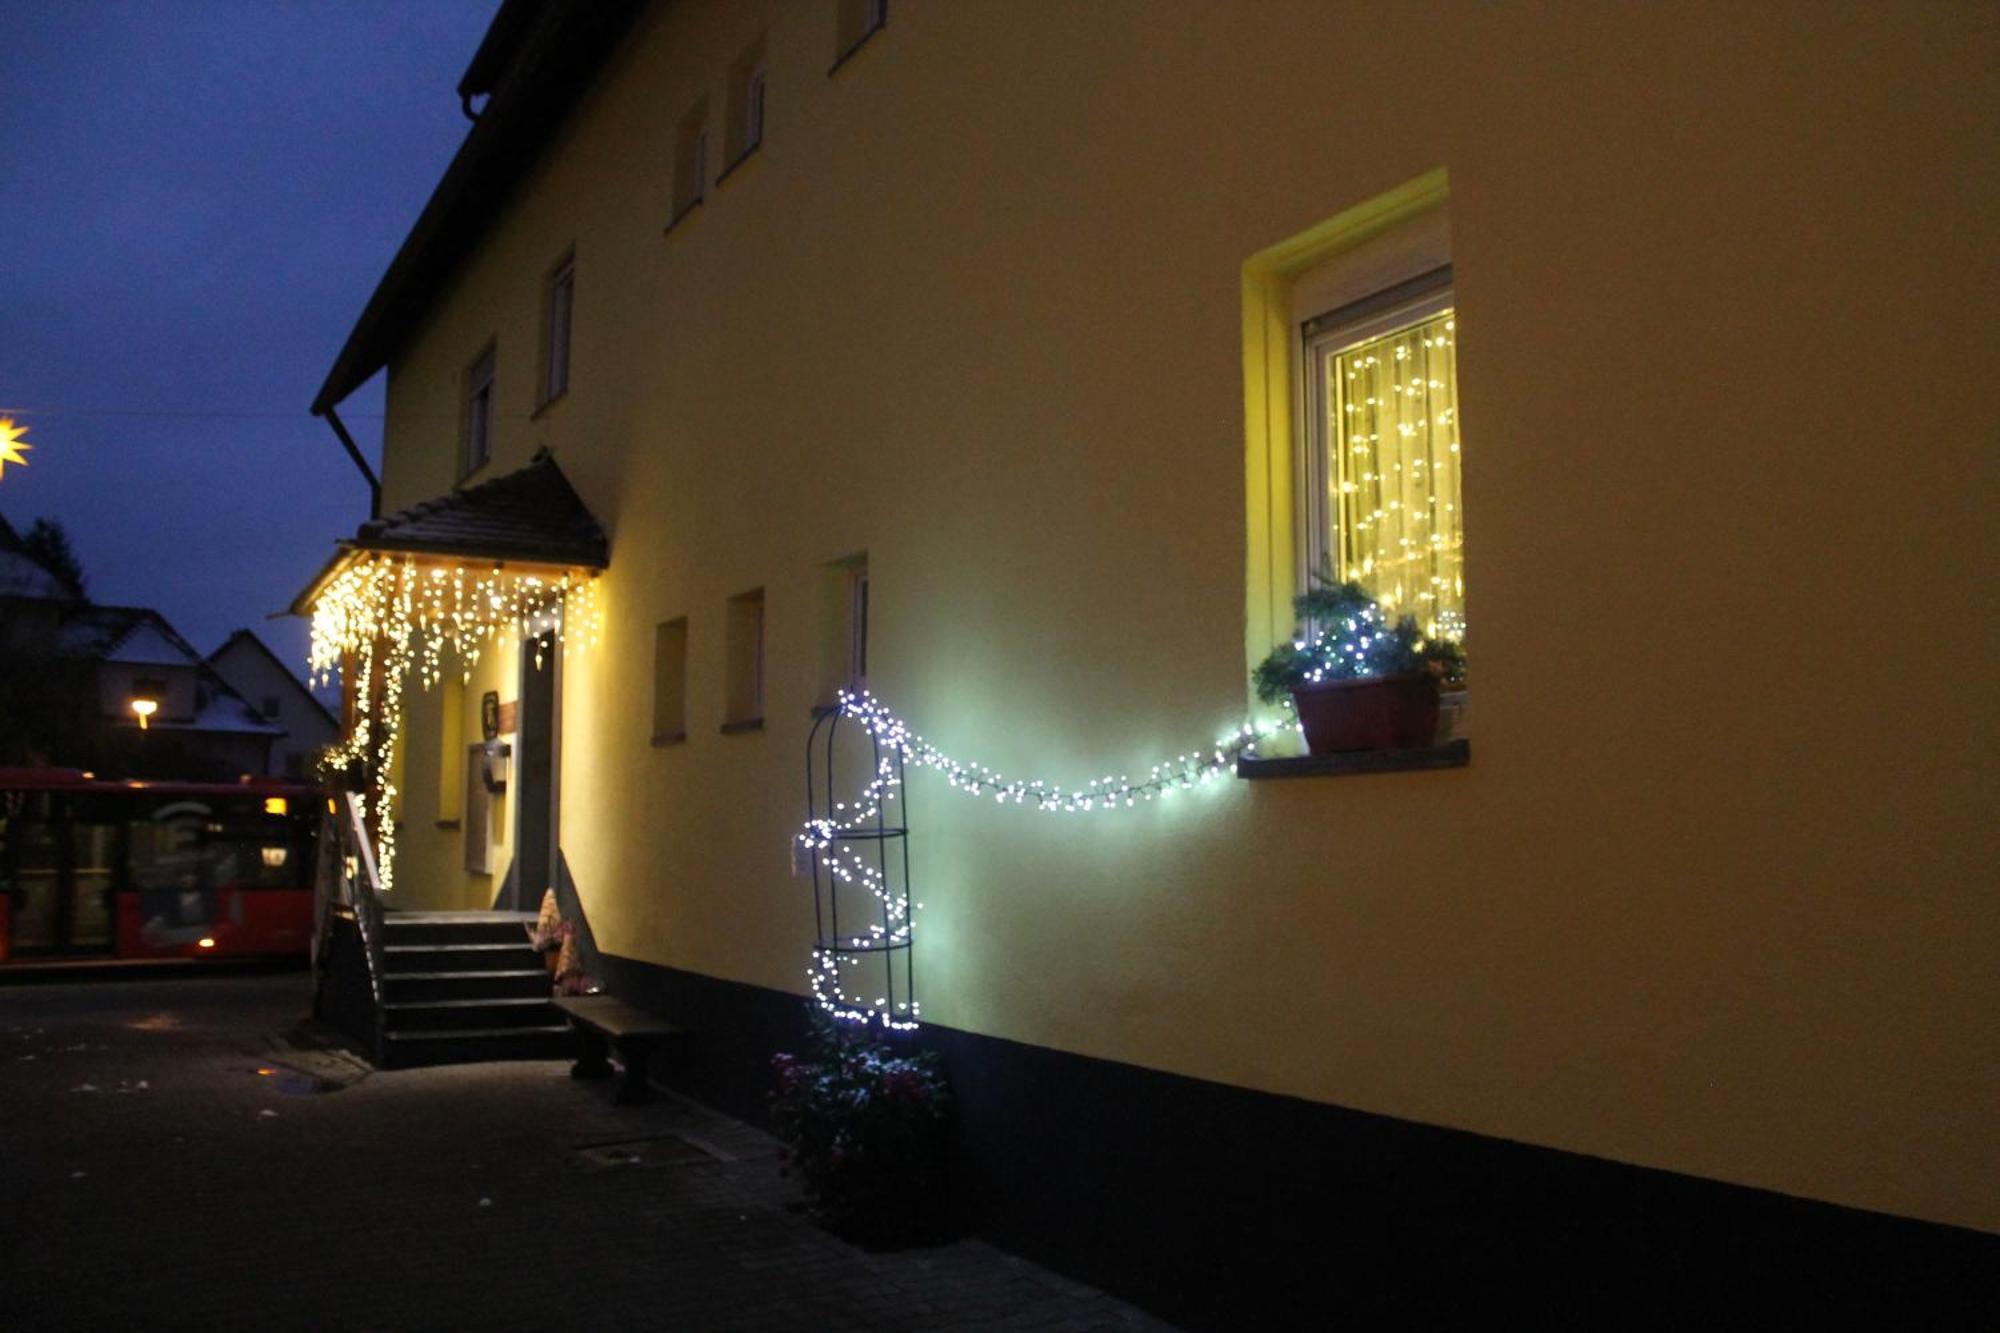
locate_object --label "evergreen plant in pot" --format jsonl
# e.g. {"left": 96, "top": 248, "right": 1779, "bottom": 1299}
{"left": 1253, "top": 578, "right": 1466, "bottom": 755}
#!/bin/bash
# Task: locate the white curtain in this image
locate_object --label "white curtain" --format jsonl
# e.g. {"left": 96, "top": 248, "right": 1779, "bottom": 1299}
{"left": 1323, "top": 309, "right": 1464, "bottom": 640}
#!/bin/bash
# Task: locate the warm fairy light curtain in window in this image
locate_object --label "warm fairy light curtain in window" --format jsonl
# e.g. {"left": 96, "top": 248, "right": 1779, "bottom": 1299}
{"left": 1322, "top": 310, "right": 1464, "bottom": 640}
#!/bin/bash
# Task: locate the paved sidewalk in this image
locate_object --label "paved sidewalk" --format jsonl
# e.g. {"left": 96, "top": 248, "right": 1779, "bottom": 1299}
{"left": 0, "top": 974, "right": 1175, "bottom": 1333}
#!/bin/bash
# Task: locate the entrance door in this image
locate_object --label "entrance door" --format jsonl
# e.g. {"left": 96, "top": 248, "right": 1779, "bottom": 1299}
{"left": 510, "top": 630, "right": 557, "bottom": 913}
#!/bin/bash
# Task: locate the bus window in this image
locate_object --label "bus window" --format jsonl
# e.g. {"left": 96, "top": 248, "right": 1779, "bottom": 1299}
{"left": 128, "top": 799, "right": 215, "bottom": 946}
{"left": 3, "top": 793, "right": 61, "bottom": 952}
{"left": 68, "top": 821, "right": 115, "bottom": 951}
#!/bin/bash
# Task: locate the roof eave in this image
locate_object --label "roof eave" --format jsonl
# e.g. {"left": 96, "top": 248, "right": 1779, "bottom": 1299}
{"left": 311, "top": 1, "right": 647, "bottom": 416}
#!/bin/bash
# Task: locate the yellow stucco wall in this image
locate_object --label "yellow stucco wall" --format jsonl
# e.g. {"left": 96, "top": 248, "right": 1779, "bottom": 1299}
{"left": 367, "top": 1, "right": 1998, "bottom": 1233}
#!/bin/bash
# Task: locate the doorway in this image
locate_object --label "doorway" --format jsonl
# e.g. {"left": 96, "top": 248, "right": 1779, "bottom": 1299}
{"left": 509, "top": 630, "right": 557, "bottom": 913}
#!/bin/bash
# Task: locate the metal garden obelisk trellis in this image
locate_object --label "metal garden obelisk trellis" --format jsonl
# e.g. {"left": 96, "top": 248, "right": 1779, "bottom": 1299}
{"left": 804, "top": 704, "right": 917, "bottom": 1031}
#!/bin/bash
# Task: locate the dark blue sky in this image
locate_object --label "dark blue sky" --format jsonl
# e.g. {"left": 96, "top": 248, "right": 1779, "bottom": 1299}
{"left": 0, "top": 1, "right": 501, "bottom": 676}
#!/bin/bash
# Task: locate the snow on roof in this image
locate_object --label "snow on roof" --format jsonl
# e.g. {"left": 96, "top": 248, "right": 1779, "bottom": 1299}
{"left": 0, "top": 549, "right": 66, "bottom": 600}
{"left": 103, "top": 620, "right": 201, "bottom": 667}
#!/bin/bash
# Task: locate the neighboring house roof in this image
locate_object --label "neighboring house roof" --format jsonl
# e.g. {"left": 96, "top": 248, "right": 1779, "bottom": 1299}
{"left": 0, "top": 549, "right": 65, "bottom": 600}
{"left": 207, "top": 628, "right": 339, "bottom": 730}
{"left": 46, "top": 604, "right": 284, "bottom": 737}
{"left": 311, "top": 0, "right": 646, "bottom": 415}
{"left": 55, "top": 605, "right": 200, "bottom": 662}
{"left": 104, "top": 620, "right": 201, "bottom": 667}
{"left": 178, "top": 690, "right": 287, "bottom": 737}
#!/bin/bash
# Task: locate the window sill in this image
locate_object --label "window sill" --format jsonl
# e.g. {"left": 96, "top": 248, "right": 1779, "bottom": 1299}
{"left": 715, "top": 142, "right": 759, "bottom": 187}
{"left": 1235, "top": 739, "right": 1469, "bottom": 780}
{"left": 828, "top": 20, "right": 886, "bottom": 76}
{"left": 720, "top": 717, "right": 765, "bottom": 735}
{"left": 530, "top": 388, "right": 567, "bottom": 422}
{"left": 650, "top": 731, "right": 687, "bottom": 748}
{"left": 663, "top": 197, "right": 703, "bottom": 236}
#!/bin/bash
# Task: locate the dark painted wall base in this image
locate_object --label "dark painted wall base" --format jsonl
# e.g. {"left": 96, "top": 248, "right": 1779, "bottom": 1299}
{"left": 590, "top": 950, "right": 1997, "bottom": 1329}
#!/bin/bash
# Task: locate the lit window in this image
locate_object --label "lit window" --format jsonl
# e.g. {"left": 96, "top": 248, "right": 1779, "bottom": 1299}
{"left": 542, "top": 253, "right": 574, "bottom": 406}
{"left": 670, "top": 100, "right": 709, "bottom": 225}
{"left": 1302, "top": 268, "right": 1464, "bottom": 641}
{"left": 463, "top": 344, "right": 495, "bottom": 478}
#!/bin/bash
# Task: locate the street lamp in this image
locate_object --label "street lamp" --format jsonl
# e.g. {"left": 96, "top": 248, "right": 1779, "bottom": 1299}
{"left": 130, "top": 695, "right": 159, "bottom": 730}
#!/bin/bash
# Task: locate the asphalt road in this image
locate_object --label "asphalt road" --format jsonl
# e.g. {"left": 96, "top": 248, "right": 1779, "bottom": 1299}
{"left": 0, "top": 972, "right": 1172, "bottom": 1332}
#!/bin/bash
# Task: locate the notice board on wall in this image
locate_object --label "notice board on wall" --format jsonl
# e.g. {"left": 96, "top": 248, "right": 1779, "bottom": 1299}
{"left": 464, "top": 744, "right": 494, "bottom": 875}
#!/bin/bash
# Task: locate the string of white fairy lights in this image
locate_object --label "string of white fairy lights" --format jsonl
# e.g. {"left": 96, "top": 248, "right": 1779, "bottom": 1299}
{"left": 307, "top": 555, "right": 602, "bottom": 891}
{"left": 797, "top": 689, "right": 1296, "bottom": 1030}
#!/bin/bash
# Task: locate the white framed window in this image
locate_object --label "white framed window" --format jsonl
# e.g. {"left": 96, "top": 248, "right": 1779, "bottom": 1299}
{"left": 462, "top": 343, "right": 495, "bottom": 478}
{"left": 1301, "top": 270, "right": 1463, "bottom": 640}
{"left": 848, "top": 568, "right": 868, "bottom": 685}
{"left": 1290, "top": 208, "right": 1463, "bottom": 642}
{"left": 652, "top": 616, "right": 688, "bottom": 744}
{"left": 744, "top": 63, "right": 766, "bottom": 152}
{"left": 542, "top": 253, "right": 574, "bottom": 406}
{"left": 834, "top": 0, "right": 887, "bottom": 67}
{"left": 815, "top": 553, "right": 868, "bottom": 704}
{"left": 726, "top": 38, "right": 768, "bottom": 170}
{"left": 723, "top": 588, "right": 765, "bottom": 729}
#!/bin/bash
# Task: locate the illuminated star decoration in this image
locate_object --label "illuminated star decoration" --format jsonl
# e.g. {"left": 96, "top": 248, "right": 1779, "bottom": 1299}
{"left": 0, "top": 418, "right": 30, "bottom": 479}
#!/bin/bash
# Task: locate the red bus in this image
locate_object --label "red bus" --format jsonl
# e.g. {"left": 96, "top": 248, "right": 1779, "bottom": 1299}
{"left": 0, "top": 769, "right": 319, "bottom": 963}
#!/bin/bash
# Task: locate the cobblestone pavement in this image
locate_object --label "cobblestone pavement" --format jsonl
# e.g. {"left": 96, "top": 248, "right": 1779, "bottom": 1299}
{"left": 0, "top": 974, "right": 1176, "bottom": 1333}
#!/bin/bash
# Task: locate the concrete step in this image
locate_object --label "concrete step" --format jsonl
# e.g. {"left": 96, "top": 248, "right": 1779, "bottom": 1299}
{"left": 382, "top": 969, "right": 553, "bottom": 1003}
{"left": 381, "top": 912, "right": 537, "bottom": 947}
{"left": 382, "top": 942, "right": 542, "bottom": 973}
{"left": 380, "top": 1024, "right": 575, "bottom": 1068}
{"left": 381, "top": 996, "right": 562, "bottom": 1032}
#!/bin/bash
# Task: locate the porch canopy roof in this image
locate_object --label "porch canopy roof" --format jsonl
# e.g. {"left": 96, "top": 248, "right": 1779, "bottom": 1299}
{"left": 291, "top": 451, "right": 608, "bottom": 615}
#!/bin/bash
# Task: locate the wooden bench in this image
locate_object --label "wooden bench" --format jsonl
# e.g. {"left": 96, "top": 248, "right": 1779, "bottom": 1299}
{"left": 552, "top": 995, "right": 684, "bottom": 1105}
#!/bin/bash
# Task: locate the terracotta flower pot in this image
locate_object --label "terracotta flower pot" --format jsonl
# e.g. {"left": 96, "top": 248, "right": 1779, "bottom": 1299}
{"left": 1290, "top": 675, "right": 1440, "bottom": 755}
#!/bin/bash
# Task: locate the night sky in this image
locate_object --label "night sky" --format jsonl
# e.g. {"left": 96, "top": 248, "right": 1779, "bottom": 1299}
{"left": 0, "top": 1, "right": 501, "bottom": 678}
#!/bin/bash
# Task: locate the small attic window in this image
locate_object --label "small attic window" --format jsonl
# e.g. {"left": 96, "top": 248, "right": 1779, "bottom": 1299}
{"left": 462, "top": 343, "right": 496, "bottom": 478}
{"left": 669, "top": 98, "right": 709, "bottom": 228}
{"left": 832, "top": 0, "right": 887, "bottom": 71}
{"left": 722, "top": 37, "right": 768, "bottom": 176}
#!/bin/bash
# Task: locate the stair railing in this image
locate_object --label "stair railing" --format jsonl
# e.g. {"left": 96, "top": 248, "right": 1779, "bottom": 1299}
{"left": 313, "top": 790, "right": 388, "bottom": 1015}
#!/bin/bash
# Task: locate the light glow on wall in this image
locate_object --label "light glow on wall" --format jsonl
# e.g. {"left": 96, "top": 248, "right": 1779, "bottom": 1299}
{"left": 799, "top": 690, "right": 1294, "bottom": 1030}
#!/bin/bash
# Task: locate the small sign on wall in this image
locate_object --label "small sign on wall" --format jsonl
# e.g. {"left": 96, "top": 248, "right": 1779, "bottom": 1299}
{"left": 480, "top": 690, "right": 518, "bottom": 739}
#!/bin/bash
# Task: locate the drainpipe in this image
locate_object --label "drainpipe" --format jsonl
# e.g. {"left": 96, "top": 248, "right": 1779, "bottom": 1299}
{"left": 319, "top": 405, "right": 381, "bottom": 520}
